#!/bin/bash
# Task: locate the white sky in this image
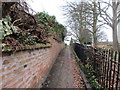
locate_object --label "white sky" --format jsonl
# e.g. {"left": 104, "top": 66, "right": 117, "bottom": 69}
{"left": 27, "top": 0, "right": 113, "bottom": 44}
{"left": 27, "top": 0, "right": 67, "bottom": 24}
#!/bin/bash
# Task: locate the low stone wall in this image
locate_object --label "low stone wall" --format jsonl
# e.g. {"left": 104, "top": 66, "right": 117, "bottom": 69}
{"left": 0, "top": 38, "right": 64, "bottom": 88}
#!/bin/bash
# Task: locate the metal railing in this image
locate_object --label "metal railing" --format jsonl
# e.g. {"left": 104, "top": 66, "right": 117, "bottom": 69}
{"left": 86, "top": 47, "right": 120, "bottom": 89}
{"left": 73, "top": 44, "right": 120, "bottom": 89}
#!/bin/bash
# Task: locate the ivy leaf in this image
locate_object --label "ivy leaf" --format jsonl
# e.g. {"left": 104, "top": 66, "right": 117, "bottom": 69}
{"left": 0, "top": 16, "right": 20, "bottom": 40}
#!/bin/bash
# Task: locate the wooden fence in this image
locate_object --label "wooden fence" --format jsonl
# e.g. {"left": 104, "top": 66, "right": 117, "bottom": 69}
{"left": 89, "top": 48, "right": 120, "bottom": 89}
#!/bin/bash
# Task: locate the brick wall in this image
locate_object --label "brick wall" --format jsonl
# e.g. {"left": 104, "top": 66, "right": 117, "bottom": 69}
{"left": 0, "top": 38, "right": 64, "bottom": 89}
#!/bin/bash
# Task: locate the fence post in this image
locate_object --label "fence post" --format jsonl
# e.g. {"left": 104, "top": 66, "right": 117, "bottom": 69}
{"left": 102, "top": 49, "right": 106, "bottom": 87}
{"left": 111, "top": 51, "right": 117, "bottom": 89}
{"left": 115, "top": 52, "right": 120, "bottom": 90}
{"left": 106, "top": 49, "right": 111, "bottom": 88}
{"left": 108, "top": 50, "right": 113, "bottom": 89}
{"left": 93, "top": 48, "right": 97, "bottom": 72}
{"left": 100, "top": 48, "right": 104, "bottom": 86}
{"left": 104, "top": 49, "right": 108, "bottom": 88}
{"left": 98, "top": 48, "right": 103, "bottom": 84}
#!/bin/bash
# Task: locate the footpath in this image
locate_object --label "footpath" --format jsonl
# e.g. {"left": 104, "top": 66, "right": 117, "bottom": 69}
{"left": 42, "top": 46, "right": 85, "bottom": 88}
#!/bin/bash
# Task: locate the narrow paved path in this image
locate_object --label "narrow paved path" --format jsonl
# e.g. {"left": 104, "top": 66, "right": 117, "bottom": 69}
{"left": 42, "top": 46, "right": 85, "bottom": 88}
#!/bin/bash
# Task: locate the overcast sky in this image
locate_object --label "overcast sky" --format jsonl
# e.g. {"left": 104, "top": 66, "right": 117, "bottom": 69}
{"left": 27, "top": 0, "right": 113, "bottom": 44}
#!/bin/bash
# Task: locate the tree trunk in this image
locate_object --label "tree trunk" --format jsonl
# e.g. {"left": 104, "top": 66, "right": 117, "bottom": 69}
{"left": 113, "top": 29, "right": 119, "bottom": 51}
{"left": 112, "top": 0, "right": 119, "bottom": 51}
{"left": 93, "top": 32, "right": 97, "bottom": 48}
{"left": 92, "top": 1, "right": 97, "bottom": 48}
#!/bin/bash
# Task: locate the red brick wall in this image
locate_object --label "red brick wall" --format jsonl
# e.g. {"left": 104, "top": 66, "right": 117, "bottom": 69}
{"left": 0, "top": 39, "right": 64, "bottom": 88}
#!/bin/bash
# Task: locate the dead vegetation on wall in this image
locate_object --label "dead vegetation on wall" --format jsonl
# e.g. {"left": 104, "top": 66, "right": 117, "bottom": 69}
{"left": 1, "top": 1, "right": 66, "bottom": 52}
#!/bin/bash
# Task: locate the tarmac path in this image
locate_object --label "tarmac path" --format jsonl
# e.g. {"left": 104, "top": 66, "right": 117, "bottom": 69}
{"left": 42, "top": 46, "right": 85, "bottom": 88}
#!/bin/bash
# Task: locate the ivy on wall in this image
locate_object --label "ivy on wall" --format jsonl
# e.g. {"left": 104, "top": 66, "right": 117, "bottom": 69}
{"left": 0, "top": 16, "right": 19, "bottom": 40}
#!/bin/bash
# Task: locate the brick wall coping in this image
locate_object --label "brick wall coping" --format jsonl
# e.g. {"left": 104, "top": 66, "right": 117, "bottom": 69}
{"left": 2, "top": 43, "right": 52, "bottom": 53}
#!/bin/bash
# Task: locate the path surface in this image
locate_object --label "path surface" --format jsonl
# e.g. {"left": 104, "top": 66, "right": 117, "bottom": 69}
{"left": 42, "top": 47, "right": 85, "bottom": 88}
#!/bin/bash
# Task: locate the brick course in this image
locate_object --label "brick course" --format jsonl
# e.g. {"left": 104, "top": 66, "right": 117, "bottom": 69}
{"left": 1, "top": 38, "right": 64, "bottom": 88}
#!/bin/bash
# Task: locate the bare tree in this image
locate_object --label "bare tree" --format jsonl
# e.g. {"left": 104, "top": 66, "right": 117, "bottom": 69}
{"left": 99, "top": 0, "right": 120, "bottom": 51}
{"left": 63, "top": 0, "right": 107, "bottom": 47}
{"left": 63, "top": 1, "right": 93, "bottom": 44}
